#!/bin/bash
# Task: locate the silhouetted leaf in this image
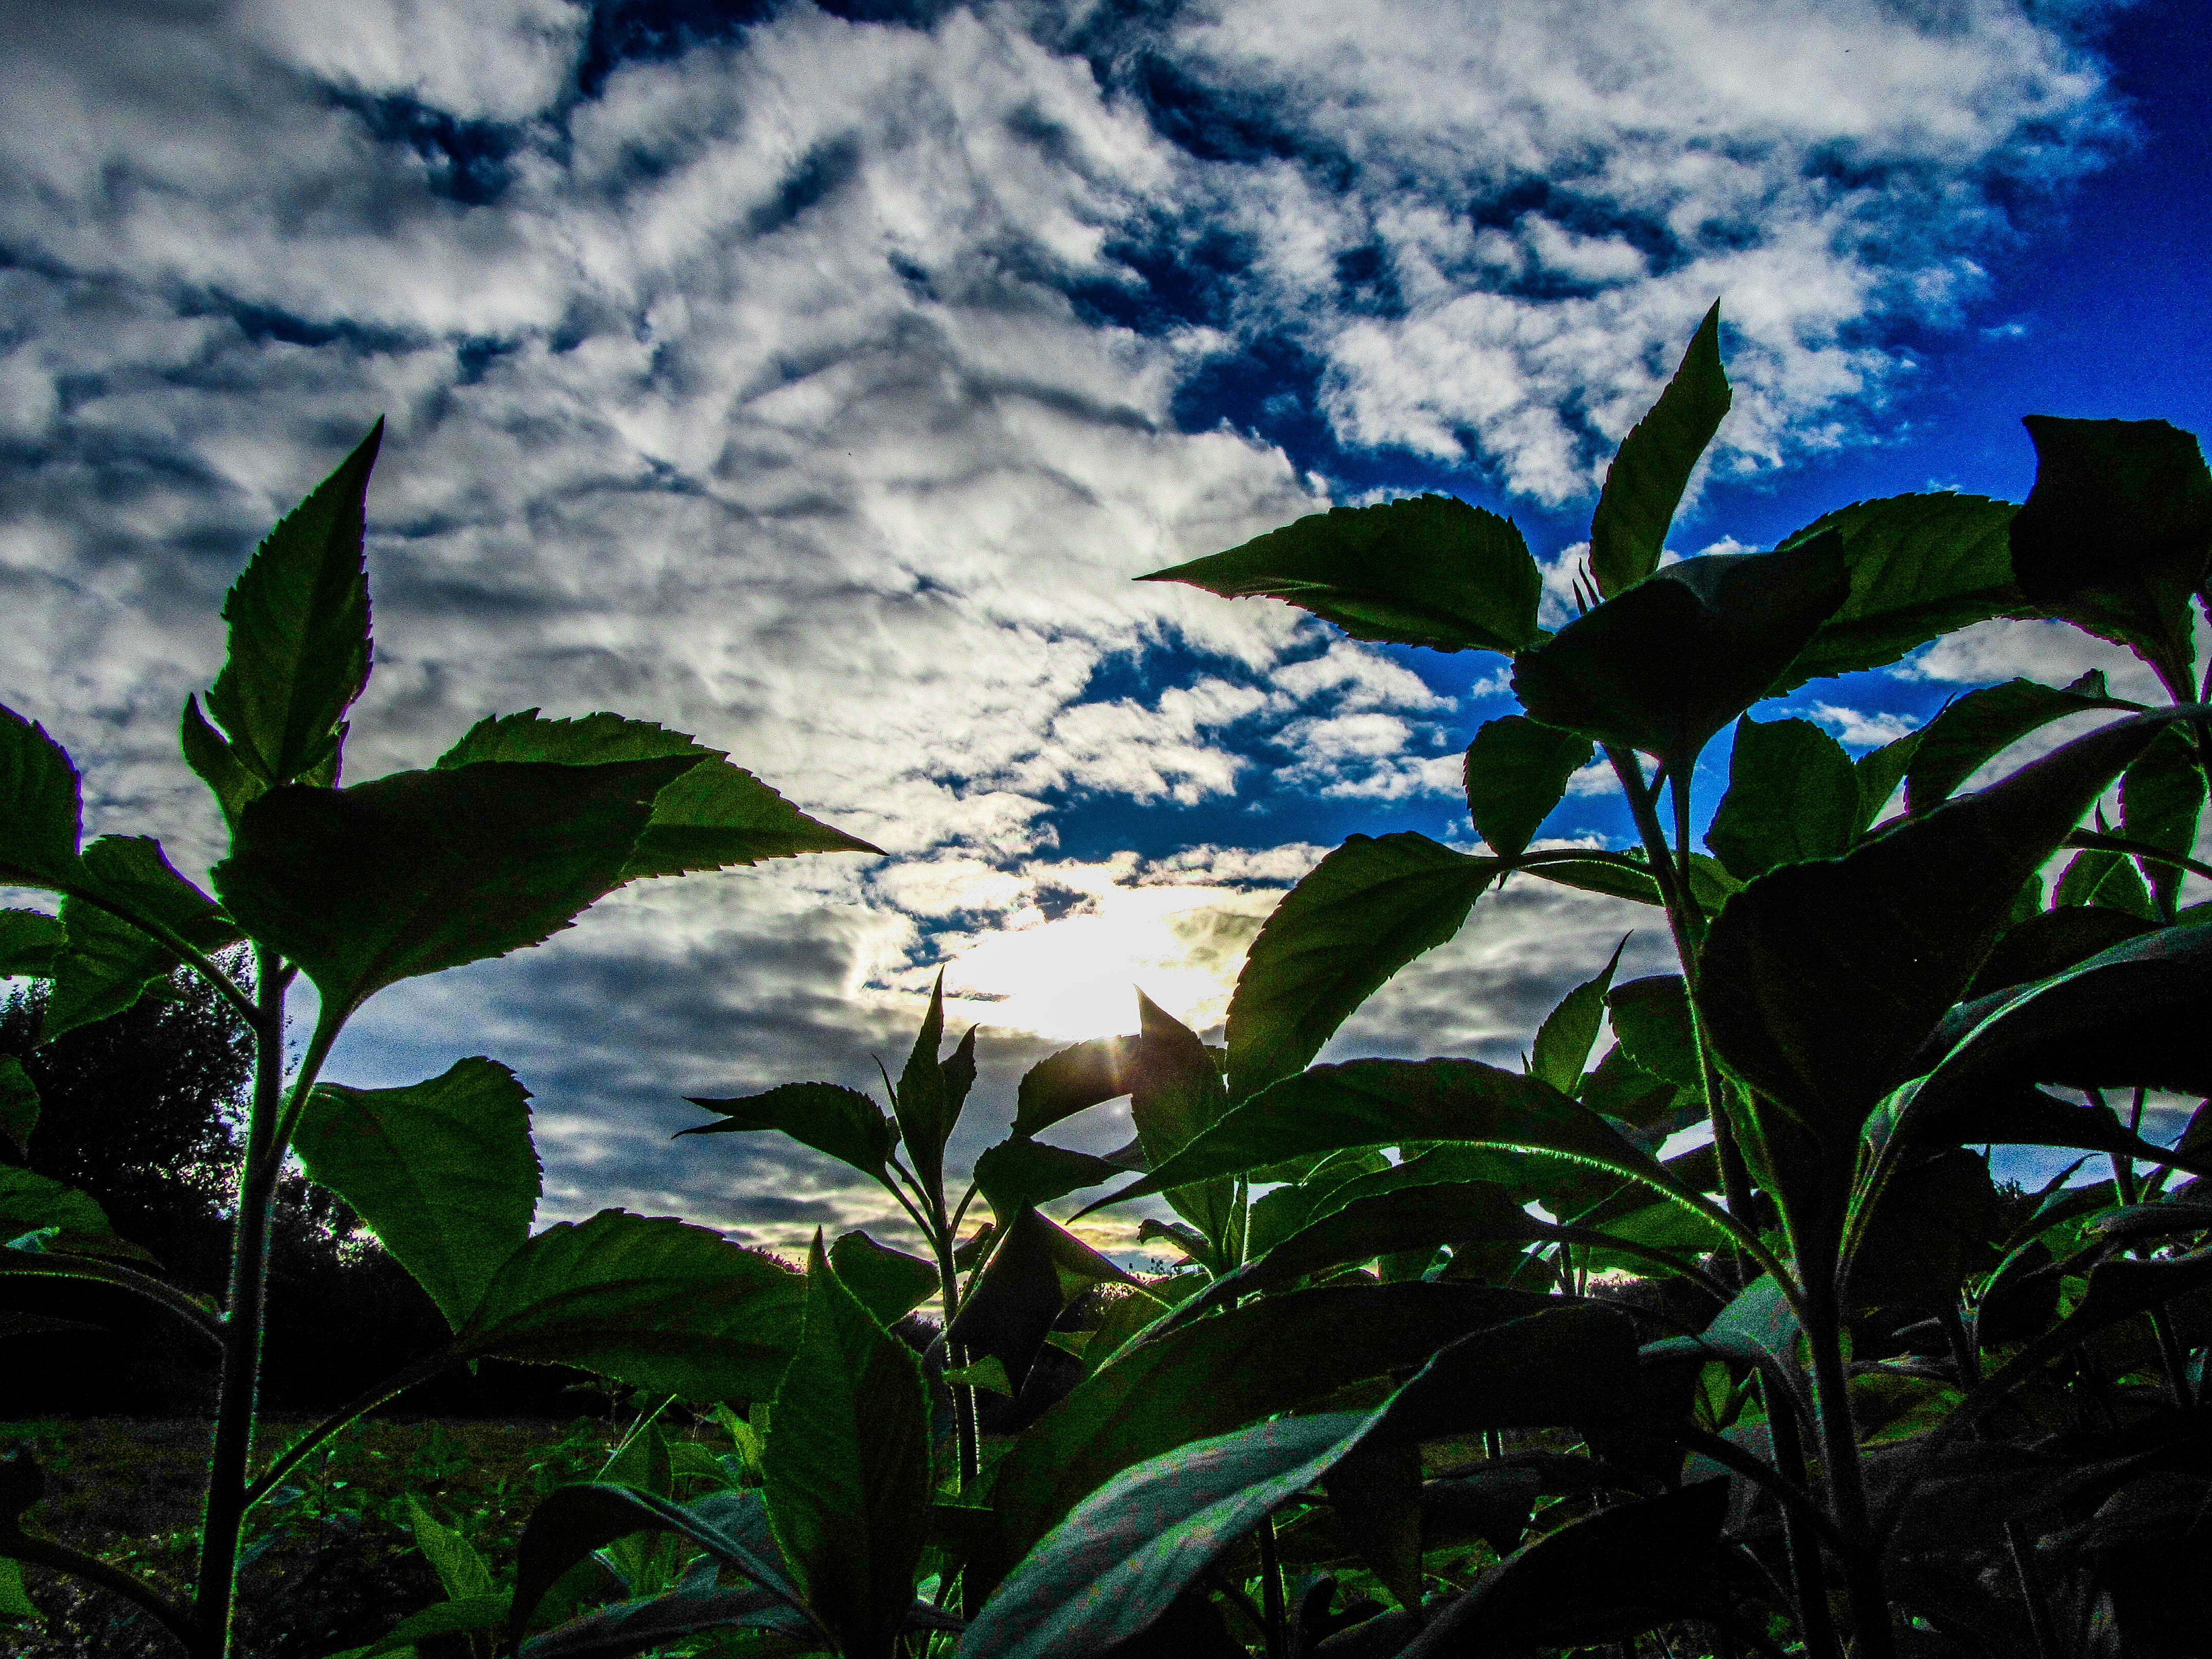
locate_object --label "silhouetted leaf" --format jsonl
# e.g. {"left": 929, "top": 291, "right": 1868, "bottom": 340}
{"left": 1131, "top": 992, "right": 1239, "bottom": 1253}
{"left": 2120, "top": 727, "right": 2207, "bottom": 916}
{"left": 1012, "top": 1036, "right": 1134, "bottom": 1136}
{"left": 1966, "top": 905, "right": 2154, "bottom": 998}
{"left": 0, "top": 1061, "right": 35, "bottom": 1157}
{"left": 519, "top": 1584, "right": 800, "bottom": 1659}
{"left": 204, "top": 420, "right": 379, "bottom": 788}
{"left": 1767, "top": 493, "right": 2024, "bottom": 691}
{"left": 1605, "top": 975, "right": 1702, "bottom": 1092}
{"left": 892, "top": 975, "right": 970, "bottom": 1205}
{"left": 763, "top": 1234, "right": 931, "bottom": 1659}
{"left": 450, "top": 1210, "right": 804, "bottom": 1400}
{"left": 1512, "top": 538, "right": 1851, "bottom": 776}
{"left": 826, "top": 1232, "right": 940, "bottom": 1329}
{"left": 42, "top": 836, "right": 242, "bottom": 1042}
{"left": 1705, "top": 715, "right": 1857, "bottom": 880}
{"left": 1463, "top": 716, "right": 1592, "bottom": 859}
{"left": 0, "top": 910, "right": 62, "bottom": 980}
{"left": 679, "top": 1083, "right": 898, "bottom": 1183}
{"left": 214, "top": 758, "right": 690, "bottom": 1025}
{"left": 2053, "top": 841, "right": 2154, "bottom": 918}
{"left": 0, "top": 1167, "right": 113, "bottom": 1240}
{"left": 1854, "top": 726, "right": 1923, "bottom": 832}
{"left": 1226, "top": 834, "right": 1499, "bottom": 1101}
{"left": 293, "top": 1058, "right": 540, "bottom": 1329}
{"left": 2009, "top": 416, "right": 2212, "bottom": 695}
{"left": 1141, "top": 494, "right": 1543, "bottom": 654}
{"left": 0, "top": 705, "right": 86, "bottom": 892}
{"left": 973, "top": 1137, "right": 1124, "bottom": 1221}
{"left": 437, "top": 709, "right": 879, "bottom": 878}
{"left": 1526, "top": 937, "right": 1626, "bottom": 1094}
{"left": 1589, "top": 302, "right": 1730, "bottom": 598}
{"left": 947, "top": 1208, "right": 1067, "bottom": 1395}
{"left": 1904, "top": 670, "right": 2139, "bottom": 815}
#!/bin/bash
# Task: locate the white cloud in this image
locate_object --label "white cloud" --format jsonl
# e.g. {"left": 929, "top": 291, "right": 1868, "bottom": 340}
{"left": 1802, "top": 701, "right": 1920, "bottom": 747}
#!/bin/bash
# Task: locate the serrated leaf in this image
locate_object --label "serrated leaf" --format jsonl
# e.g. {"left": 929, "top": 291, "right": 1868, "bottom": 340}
{"left": 180, "top": 694, "right": 264, "bottom": 832}
{"left": 1141, "top": 494, "right": 1543, "bottom": 654}
{"left": 213, "top": 758, "right": 690, "bottom": 1026}
{"left": 1905, "top": 671, "right": 2140, "bottom": 816}
{"left": 1604, "top": 975, "right": 1701, "bottom": 1092}
{"left": 1011, "top": 1036, "right": 1135, "bottom": 1137}
{"left": 205, "top": 421, "right": 379, "bottom": 786}
{"left": 436, "top": 710, "right": 879, "bottom": 879}
{"left": 449, "top": 1210, "right": 804, "bottom": 1401}
{"left": 973, "top": 1136, "right": 1125, "bottom": 1223}
{"left": 826, "top": 1231, "right": 940, "bottom": 1329}
{"left": 1705, "top": 715, "right": 1857, "bottom": 880}
{"left": 1590, "top": 302, "right": 1731, "bottom": 598}
{"left": 0, "top": 705, "right": 85, "bottom": 892}
{"left": 0, "top": 1167, "right": 113, "bottom": 1240}
{"left": 1854, "top": 726, "right": 1923, "bottom": 833}
{"left": 1767, "top": 493, "right": 2024, "bottom": 691}
{"left": 1512, "top": 538, "right": 1851, "bottom": 778}
{"left": 1226, "top": 833, "right": 1500, "bottom": 1101}
{"left": 293, "top": 1058, "right": 540, "bottom": 1330}
{"left": 42, "top": 837, "right": 242, "bottom": 1043}
{"left": 1526, "top": 937, "right": 1626, "bottom": 1094}
{"left": 0, "top": 911, "right": 62, "bottom": 980}
{"left": 1463, "top": 716, "right": 1593, "bottom": 859}
{"left": 763, "top": 1234, "right": 931, "bottom": 1659}
{"left": 2010, "top": 416, "right": 2212, "bottom": 696}
{"left": 2053, "top": 844, "right": 2153, "bottom": 918}
{"left": 678, "top": 1083, "right": 898, "bottom": 1182}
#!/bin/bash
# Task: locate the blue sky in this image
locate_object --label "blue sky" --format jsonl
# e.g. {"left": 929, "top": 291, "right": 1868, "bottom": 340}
{"left": 1, "top": 0, "right": 2204, "bottom": 1251}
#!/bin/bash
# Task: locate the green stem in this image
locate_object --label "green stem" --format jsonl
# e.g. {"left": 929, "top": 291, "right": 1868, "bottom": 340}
{"left": 1801, "top": 1270, "right": 1894, "bottom": 1659}
{"left": 1760, "top": 1377, "right": 1844, "bottom": 1659}
{"left": 0, "top": 1253, "right": 223, "bottom": 1350}
{"left": 1937, "top": 1303, "right": 2057, "bottom": 1659}
{"left": 1256, "top": 1513, "right": 1287, "bottom": 1659}
{"left": 191, "top": 946, "right": 290, "bottom": 1659}
{"left": 928, "top": 1218, "right": 979, "bottom": 1490}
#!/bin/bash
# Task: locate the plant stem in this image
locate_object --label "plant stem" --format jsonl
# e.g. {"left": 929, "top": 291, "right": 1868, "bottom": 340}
{"left": 1761, "top": 1377, "right": 1843, "bottom": 1659}
{"left": 929, "top": 1222, "right": 979, "bottom": 1489}
{"left": 1256, "top": 1513, "right": 1287, "bottom": 1659}
{"left": 1938, "top": 1302, "right": 2058, "bottom": 1659}
{"left": 192, "top": 947, "right": 288, "bottom": 1659}
{"left": 1800, "top": 1269, "right": 1894, "bottom": 1659}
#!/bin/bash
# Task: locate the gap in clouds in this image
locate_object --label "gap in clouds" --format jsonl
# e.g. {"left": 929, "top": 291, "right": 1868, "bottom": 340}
{"left": 0, "top": 0, "right": 2177, "bottom": 1257}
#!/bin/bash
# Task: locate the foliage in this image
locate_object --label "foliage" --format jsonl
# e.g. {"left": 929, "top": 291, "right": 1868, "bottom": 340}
{"left": 7, "top": 306, "right": 2212, "bottom": 1659}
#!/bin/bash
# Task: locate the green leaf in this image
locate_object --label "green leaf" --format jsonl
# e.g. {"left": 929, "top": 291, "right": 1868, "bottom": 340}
{"left": 1511, "top": 537, "right": 1852, "bottom": 777}
{"left": 204, "top": 421, "right": 380, "bottom": 787}
{"left": 1463, "top": 717, "right": 1593, "bottom": 859}
{"left": 1589, "top": 302, "right": 1731, "bottom": 599}
{"left": 890, "top": 974, "right": 970, "bottom": 1206}
{"left": 1767, "top": 493, "right": 2024, "bottom": 691}
{"left": 1968, "top": 905, "right": 2154, "bottom": 998}
{"left": 42, "top": 837, "right": 243, "bottom": 1043}
{"left": 0, "top": 1555, "right": 36, "bottom": 1624}
{"left": 1526, "top": 937, "right": 1627, "bottom": 1095}
{"left": 678, "top": 1083, "right": 898, "bottom": 1183}
{"left": 1905, "top": 670, "right": 2140, "bottom": 816}
{"left": 1140, "top": 494, "right": 1544, "bottom": 654}
{"left": 826, "top": 1231, "right": 940, "bottom": 1329}
{"left": 449, "top": 1210, "right": 805, "bottom": 1401}
{"left": 0, "top": 1060, "right": 35, "bottom": 1158}
{"left": 1604, "top": 975, "right": 1702, "bottom": 1092}
{"left": 961, "top": 1280, "right": 1565, "bottom": 1609}
{"left": 946, "top": 1207, "right": 1069, "bottom": 1395}
{"left": 180, "top": 695, "right": 264, "bottom": 832}
{"left": 2009, "top": 417, "right": 2212, "bottom": 698}
{"left": 0, "top": 910, "right": 63, "bottom": 980}
{"left": 0, "top": 1167, "right": 114, "bottom": 1240}
{"left": 1854, "top": 726, "right": 1923, "bottom": 833}
{"left": 1698, "top": 710, "right": 2183, "bottom": 1219}
{"left": 1576, "top": 1042, "right": 1685, "bottom": 1131}
{"left": 2120, "top": 727, "right": 2207, "bottom": 917}
{"left": 1011, "top": 1036, "right": 1135, "bottom": 1137}
{"left": 1523, "top": 852, "right": 1662, "bottom": 906}
{"left": 349, "top": 1594, "right": 513, "bottom": 1659}
{"left": 0, "top": 705, "right": 85, "bottom": 892}
{"left": 973, "top": 1136, "right": 1125, "bottom": 1222}
{"left": 763, "top": 1233, "right": 932, "bottom": 1659}
{"left": 292, "top": 1058, "right": 540, "bottom": 1330}
{"left": 1130, "top": 992, "right": 1239, "bottom": 1254}
{"left": 1704, "top": 716, "right": 1857, "bottom": 880}
{"left": 519, "top": 1583, "right": 808, "bottom": 1657}
{"left": 1083, "top": 1058, "right": 1684, "bottom": 1216}
{"left": 2053, "top": 844, "right": 2154, "bottom": 919}
{"left": 212, "top": 758, "right": 691, "bottom": 1026}
{"left": 1226, "top": 833, "right": 1500, "bottom": 1101}
{"left": 436, "top": 710, "right": 879, "bottom": 879}
{"left": 406, "top": 1494, "right": 496, "bottom": 1601}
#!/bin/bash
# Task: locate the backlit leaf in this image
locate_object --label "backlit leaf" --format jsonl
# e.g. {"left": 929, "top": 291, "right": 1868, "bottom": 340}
{"left": 678, "top": 1083, "right": 898, "bottom": 1183}
{"left": 1463, "top": 716, "right": 1592, "bottom": 859}
{"left": 0, "top": 910, "right": 63, "bottom": 980}
{"left": 42, "top": 837, "right": 242, "bottom": 1043}
{"left": 1131, "top": 993, "right": 1238, "bottom": 1256}
{"left": 0, "top": 1167, "right": 113, "bottom": 1241}
{"left": 1904, "top": 670, "right": 2139, "bottom": 816}
{"left": 1526, "top": 937, "right": 1626, "bottom": 1094}
{"left": 1141, "top": 494, "right": 1543, "bottom": 655}
{"left": 1589, "top": 302, "right": 1731, "bottom": 599}
{"left": 1604, "top": 975, "right": 1702, "bottom": 1092}
{"left": 1012, "top": 1036, "right": 1135, "bottom": 1137}
{"left": 2120, "top": 727, "right": 2207, "bottom": 916}
{"left": 826, "top": 1232, "right": 940, "bottom": 1329}
{"left": 1704, "top": 715, "right": 1857, "bottom": 880}
{"left": 973, "top": 1137, "right": 1125, "bottom": 1222}
{"left": 0, "top": 705, "right": 85, "bottom": 892}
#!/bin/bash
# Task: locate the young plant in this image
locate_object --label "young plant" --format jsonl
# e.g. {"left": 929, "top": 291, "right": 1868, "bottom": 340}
{"left": 0, "top": 422, "right": 880, "bottom": 1659}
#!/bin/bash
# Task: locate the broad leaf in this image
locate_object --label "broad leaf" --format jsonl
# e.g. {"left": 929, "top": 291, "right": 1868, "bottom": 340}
{"left": 351, "top": 1595, "right": 511, "bottom": 1659}
{"left": 1463, "top": 716, "right": 1592, "bottom": 859}
{"left": 214, "top": 758, "right": 691, "bottom": 1025}
{"left": 1905, "top": 670, "right": 2141, "bottom": 816}
{"left": 293, "top": 1058, "right": 540, "bottom": 1329}
{"left": 1141, "top": 494, "right": 1543, "bottom": 655}
{"left": 1854, "top": 726, "right": 1923, "bottom": 833}
{"left": 436, "top": 710, "right": 878, "bottom": 878}
{"left": 1604, "top": 975, "right": 1701, "bottom": 1091}
{"left": 1511, "top": 537, "right": 1851, "bottom": 777}
{"left": 1226, "top": 833, "right": 1499, "bottom": 1101}
{"left": 1589, "top": 302, "right": 1730, "bottom": 598}
{"left": 826, "top": 1232, "right": 940, "bottom": 1329}
{"left": 519, "top": 1584, "right": 806, "bottom": 1658}
{"left": 1129, "top": 992, "right": 1238, "bottom": 1252}
{"left": 407, "top": 1493, "right": 495, "bottom": 1600}
{"left": 962, "top": 1280, "right": 1558, "bottom": 1608}
{"left": 1012, "top": 1036, "right": 1134, "bottom": 1136}
{"left": 1967, "top": 905, "right": 2153, "bottom": 998}
{"left": 1767, "top": 493, "right": 2024, "bottom": 691}
{"left": 1704, "top": 716, "right": 1857, "bottom": 880}
{"left": 204, "top": 420, "right": 380, "bottom": 787}
{"left": 946, "top": 1207, "right": 1068, "bottom": 1396}
{"left": 763, "top": 1235, "right": 932, "bottom": 1659}
{"left": 1526, "top": 937, "right": 1626, "bottom": 1094}
{"left": 2120, "top": 727, "right": 2207, "bottom": 916}
{"left": 2009, "top": 416, "right": 2212, "bottom": 696}
{"left": 0, "top": 1060, "right": 35, "bottom": 1157}
{"left": 0, "top": 705, "right": 84, "bottom": 892}
{"left": 449, "top": 1210, "right": 805, "bottom": 1401}
{"left": 891, "top": 974, "right": 971, "bottom": 1205}
{"left": 678, "top": 1083, "right": 898, "bottom": 1183}
{"left": 0, "top": 1167, "right": 113, "bottom": 1240}
{"left": 43, "top": 837, "right": 242, "bottom": 1043}
{"left": 973, "top": 1136, "right": 1125, "bottom": 1222}
{"left": 0, "top": 910, "right": 62, "bottom": 980}
{"left": 180, "top": 695, "right": 262, "bottom": 832}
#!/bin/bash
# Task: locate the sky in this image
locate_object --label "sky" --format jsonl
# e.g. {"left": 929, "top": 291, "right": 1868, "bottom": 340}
{"left": 2, "top": 0, "right": 2206, "bottom": 1260}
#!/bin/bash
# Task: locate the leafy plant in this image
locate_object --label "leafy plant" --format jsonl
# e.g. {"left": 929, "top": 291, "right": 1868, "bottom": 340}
{"left": 0, "top": 423, "right": 879, "bottom": 1659}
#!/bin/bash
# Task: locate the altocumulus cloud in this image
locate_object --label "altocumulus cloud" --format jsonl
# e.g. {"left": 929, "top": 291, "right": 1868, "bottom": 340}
{"left": 0, "top": 0, "right": 2135, "bottom": 1253}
